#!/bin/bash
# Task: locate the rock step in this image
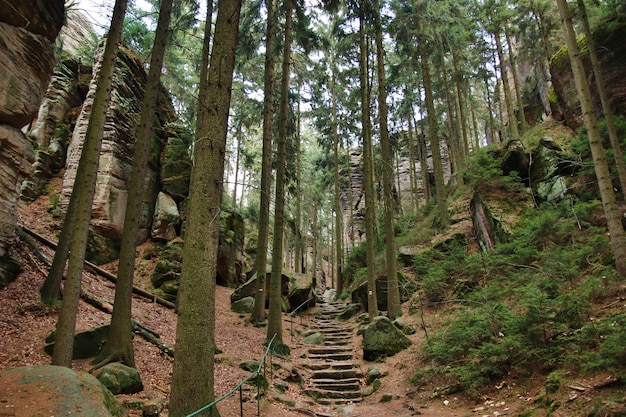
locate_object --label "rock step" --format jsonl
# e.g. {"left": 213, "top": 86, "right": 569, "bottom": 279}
{"left": 311, "top": 380, "right": 361, "bottom": 391}
{"left": 304, "top": 388, "right": 362, "bottom": 400}
{"left": 312, "top": 368, "right": 360, "bottom": 379}
{"left": 317, "top": 397, "right": 362, "bottom": 405}
{"left": 308, "top": 353, "right": 353, "bottom": 361}
{"left": 308, "top": 346, "right": 351, "bottom": 354}
{"left": 311, "top": 377, "right": 361, "bottom": 385}
{"left": 307, "top": 361, "right": 357, "bottom": 370}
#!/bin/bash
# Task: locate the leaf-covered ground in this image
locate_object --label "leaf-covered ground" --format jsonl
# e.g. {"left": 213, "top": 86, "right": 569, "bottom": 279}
{"left": 2, "top": 192, "right": 623, "bottom": 416}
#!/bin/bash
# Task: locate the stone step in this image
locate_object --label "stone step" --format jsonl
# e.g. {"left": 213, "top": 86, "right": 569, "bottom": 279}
{"left": 312, "top": 368, "right": 360, "bottom": 379}
{"left": 307, "top": 361, "right": 357, "bottom": 370}
{"left": 304, "top": 388, "right": 362, "bottom": 400}
{"left": 309, "top": 353, "right": 353, "bottom": 361}
{"left": 311, "top": 380, "right": 361, "bottom": 391}
{"left": 308, "top": 346, "right": 351, "bottom": 354}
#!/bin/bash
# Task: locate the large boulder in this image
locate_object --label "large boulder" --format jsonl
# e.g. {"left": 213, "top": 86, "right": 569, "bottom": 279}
{"left": 231, "top": 267, "right": 290, "bottom": 307}
{"left": 44, "top": 324, "right": 110, "bottom": 359}
{"left": 288, "top": 272, "right": 316, "bottom": 312}
{"left": 362, "top": 316, "right": 412, "bottom": 361}
{"left": 151, "top": 191, "right": 180, "bottom": 241}
{"left": 351, "top": 271, "right": 417, "bottom": 312}
{"left": 0, "top": 365, "right": 127, "bottom": 416}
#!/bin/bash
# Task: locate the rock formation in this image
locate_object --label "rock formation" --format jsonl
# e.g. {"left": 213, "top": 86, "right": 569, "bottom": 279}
{"left": 551, "top": 19, "right": 626, "bottom": 129}
{"left": 0, "top": 0, "right": 65, "bottom": 284}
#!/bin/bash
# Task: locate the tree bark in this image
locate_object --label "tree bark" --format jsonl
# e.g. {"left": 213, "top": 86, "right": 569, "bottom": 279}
{"left": 359, "top": 11, "right": 378, "bottom": 319}
{"left": 418, "top": 34, "right": 449, "bottom": 229}
{"left": 169, "top": 0, "right": 241, "bottom": 414}
{"left": 92, "top": 0, "right": 173, "bottom": 371}
{"left": 51, "top": 0, "right": 127, "bottom": 368}
{"left": 252, "top": 0, "right": 278, "bottom": 325}
{"left": 373, "top": 0, "right": 400, "bottom": 319}
{"left": 267, "top": 0, "right": 293, "bottom": 353}
{"left": 556, "top": 0, "right": 626, "bottom": 275}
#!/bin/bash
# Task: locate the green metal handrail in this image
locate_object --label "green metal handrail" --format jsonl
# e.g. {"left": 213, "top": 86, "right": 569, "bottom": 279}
{"left": 186, "top": 334, "right": 277, "bottom": 417}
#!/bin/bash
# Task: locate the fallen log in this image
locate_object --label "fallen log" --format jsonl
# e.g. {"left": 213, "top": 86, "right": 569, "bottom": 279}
{"left": 79, "top": 289, "right": 175, "bottom": 358}
{"left": 17, "top": 224, "right": 176, "bottom": 310}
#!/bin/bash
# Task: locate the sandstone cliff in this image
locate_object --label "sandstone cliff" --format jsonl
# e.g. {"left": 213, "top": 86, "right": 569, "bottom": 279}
{"left": 0, "top": 0, "right": 64, "bottom": 285}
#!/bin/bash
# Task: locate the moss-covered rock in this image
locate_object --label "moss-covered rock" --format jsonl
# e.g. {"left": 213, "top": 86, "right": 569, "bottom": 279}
{"left": 94, "top": 362, "right": 143, "bottom": 395}
{"left": 362, "top": 316, "right": 411, "bottom": 361}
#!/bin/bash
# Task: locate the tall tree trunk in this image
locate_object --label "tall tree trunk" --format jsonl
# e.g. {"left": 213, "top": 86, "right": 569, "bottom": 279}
{"left": 359, "top": 11, "right": 378, "bottom": 319}
{"left": 576, "top": 0, "right": 626, "bottom": 198}
{"left": 451, "top": 49, "right": 469, "bottom": 162}
{"left": 494, "top": 30, "right": 519, "bottom": 140}
{"left": 440, "top": 49, "right": 462, "bottom": 178}
{"left": 231, "top": 120, "right": 242, "bottom": 208}
{"left": 51, "top": 0, "right": 128, "bottom": 367}
{"left": 295, "top": 92, "right": 303, "bottom": 273}
{"left": 418, "top": 37, "right": 449, "bottom": 228}
{"left": 92, "top": 0, "right": 173, "bottom": 370}
{"left": 267, "top": 0, "right": 293, "bottom": 352}
{"left": 556, "top": 0, "right": 626, "bottom": 275}
{"left": 169, "top": 0, "right": 241, "bottom": 415}
{"left": 252, "top": 0, "right": 278, "bottom": 325}
{"left": 332, "top": 70, "right": 344, "bottom": 295}
{"left": 374, "top": 0, "right": 400, "bottom": 319}
{"left": 407, "top": 103, "right": 418, "bottom": 212}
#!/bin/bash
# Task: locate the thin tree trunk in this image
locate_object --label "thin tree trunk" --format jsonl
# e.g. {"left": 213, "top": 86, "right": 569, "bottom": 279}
{"left": 374, "top": 0, "right": 400, "bottom": 319}
{"left": 576, "top": 0, "right": 626, "bottom": 198}
{"left": 252, "top": 0, "right": 278, "bottom": 325}
{"left": 51, "top": 0, "right": 128, "bottom": 367}
{"left": 505, "top": 27, "right": 527, "bottom": 135}
{"left": 494, "top": 30, "right": 519, "bottom": 140}
{"left": 232, "top": 121, "right": 242, "bottom": 208}
{"left": 556, "top": 0, "right": 626, "bottom": 275}
{"left": 92, "top": 0, "right": 173, "bottom": 370}
{"left": 169, "top": 0, "right": 241, "bottom": 414}
{"left": 267, "top": 0, "right": 293, "bottom": 352}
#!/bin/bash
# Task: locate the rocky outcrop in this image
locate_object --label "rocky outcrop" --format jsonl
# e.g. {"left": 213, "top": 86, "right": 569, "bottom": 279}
{"left": 0, "top": 365, "right": 127, "bottom": 416}
{"left": 0, "top": 0, "right": 64, "bottom": 283}
{"left": 551, "top": 18, "right": 626, "bottom": 128}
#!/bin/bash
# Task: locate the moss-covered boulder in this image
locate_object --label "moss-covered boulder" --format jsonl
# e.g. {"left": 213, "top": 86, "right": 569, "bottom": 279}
{"left": 231, "top": 296, "right": 255, "bottom": 314}
{"left": 93, "top": 362, "right": 143, "bottom": 395}
{"left": 44, "top": 324, "right": 110, "bottom": 359}
{"left": 362, "top": 316, "right": 411, "bottom": 361}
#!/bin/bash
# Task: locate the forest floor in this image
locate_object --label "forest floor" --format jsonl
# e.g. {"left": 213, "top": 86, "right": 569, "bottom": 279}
{"left": 1, "top": 193, "right": 619, "bottom": 417}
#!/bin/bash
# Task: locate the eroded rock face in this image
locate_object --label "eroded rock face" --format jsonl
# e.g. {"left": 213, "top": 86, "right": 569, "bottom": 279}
{"left": 551, "top": 20, "right": 626, "bottom": 129}
{"left": 58, "top": 46, "right": 175, "bottom": 256}
{"left": 0, "top": 0, "right": 64, "bottom": 282}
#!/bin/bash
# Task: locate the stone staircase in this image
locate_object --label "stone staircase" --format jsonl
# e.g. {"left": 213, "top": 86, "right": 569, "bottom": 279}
{"left": 301, "top": 301, "right": 362, "bottom": 405}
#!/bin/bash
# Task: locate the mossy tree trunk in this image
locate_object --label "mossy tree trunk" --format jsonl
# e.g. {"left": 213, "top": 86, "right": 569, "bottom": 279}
{"left": 267, "top": 0, "right": 293, "bottom": 352}
{"left": 169, "top": 0, "right": 241, "bottom": 415}
{"left": 373, "top": 0, "right": 400, "bottom": 319}
{"left": 252, "top": 0, "right": 278, "bottom": 325}
{"left": 358, "top": 9, "right": 378, "bottom": 320}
